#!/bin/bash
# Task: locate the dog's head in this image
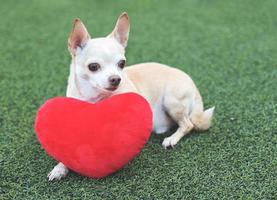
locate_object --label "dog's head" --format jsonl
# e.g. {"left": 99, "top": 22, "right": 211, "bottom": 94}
{"left": 68, "top": 13, "right": 129, "bottom": 94}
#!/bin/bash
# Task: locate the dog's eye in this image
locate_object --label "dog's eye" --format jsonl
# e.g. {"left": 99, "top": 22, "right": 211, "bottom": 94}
{"left": 88, "top": 63, "right": 100, "bottom": 72}
{"left": 118, "top": 60, "right": 125, "bottom": 69}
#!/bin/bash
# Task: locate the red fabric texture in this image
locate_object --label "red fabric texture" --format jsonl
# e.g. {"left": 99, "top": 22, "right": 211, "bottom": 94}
{"left": 34, "top": 93, "right": 152, "bottom": 178}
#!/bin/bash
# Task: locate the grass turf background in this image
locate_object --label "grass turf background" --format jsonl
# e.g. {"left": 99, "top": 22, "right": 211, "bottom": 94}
{"left": 0, "top": 0, "right": 276, "bottom": 199}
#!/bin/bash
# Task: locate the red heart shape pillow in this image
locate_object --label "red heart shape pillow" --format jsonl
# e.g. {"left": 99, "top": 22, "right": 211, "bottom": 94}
{"left": 34, "top": 93, "right": 152, "bottom": 178}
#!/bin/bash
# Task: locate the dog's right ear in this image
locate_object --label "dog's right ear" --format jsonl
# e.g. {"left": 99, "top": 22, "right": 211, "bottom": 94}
{"left": 68, "top": 18, "right": 91, "bottom": 56}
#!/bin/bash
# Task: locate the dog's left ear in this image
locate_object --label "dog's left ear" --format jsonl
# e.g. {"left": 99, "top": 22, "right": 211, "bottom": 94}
{"left": 108, "top": 12, "right": 130, "bottom": 48}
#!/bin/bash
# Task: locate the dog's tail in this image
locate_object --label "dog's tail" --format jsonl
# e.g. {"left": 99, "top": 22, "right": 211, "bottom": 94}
{"left": 191, "top": 107, "right": 215, "bottom": 131}
{"left": 190, "top": 90, "right": 215, "bottom": 131}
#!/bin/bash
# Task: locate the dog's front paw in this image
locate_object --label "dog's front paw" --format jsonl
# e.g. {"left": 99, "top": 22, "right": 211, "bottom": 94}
{"left": 162, "top": 136, "right": 179, "bottom": 149}
{"left": 47, "top": 163, "right": 69, "bottom": 181}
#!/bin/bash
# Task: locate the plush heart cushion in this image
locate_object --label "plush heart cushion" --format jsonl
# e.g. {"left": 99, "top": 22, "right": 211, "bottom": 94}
{"left": 34, "top": 93, "right": 152, "bottom": 178}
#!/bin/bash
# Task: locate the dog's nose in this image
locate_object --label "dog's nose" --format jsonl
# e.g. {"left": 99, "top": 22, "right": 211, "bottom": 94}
{"left": 109, "top": 75, "right": 121, "bottom": 87}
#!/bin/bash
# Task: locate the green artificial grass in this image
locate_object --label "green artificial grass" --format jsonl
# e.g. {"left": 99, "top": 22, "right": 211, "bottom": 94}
{"left": 0, "top": 0, "right": 276, "bottom": 199}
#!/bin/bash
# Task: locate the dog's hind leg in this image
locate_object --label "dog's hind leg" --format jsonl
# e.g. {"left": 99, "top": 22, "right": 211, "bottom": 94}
{"left": 162, "top": 95, "right": 194, "bottom": 149}
{"left": 162, "top": 117, "right": 194, "bottom": 149}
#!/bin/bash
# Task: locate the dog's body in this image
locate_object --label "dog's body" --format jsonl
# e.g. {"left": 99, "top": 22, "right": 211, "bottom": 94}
{"left": 48, "top": 13, "right": 214, "bottom": 181}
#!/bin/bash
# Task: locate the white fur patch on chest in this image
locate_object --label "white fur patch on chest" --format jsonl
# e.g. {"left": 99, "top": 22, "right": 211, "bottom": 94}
{"left": 153, "top": 96, "right": 174, "bottom": 134}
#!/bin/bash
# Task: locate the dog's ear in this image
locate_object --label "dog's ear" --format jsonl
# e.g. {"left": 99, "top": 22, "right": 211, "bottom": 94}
{"left": 68, "top": 18, "right": 91, "bottom": 56}
{"left": 108, "top": 12, "right": 130, "bottom": 48}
